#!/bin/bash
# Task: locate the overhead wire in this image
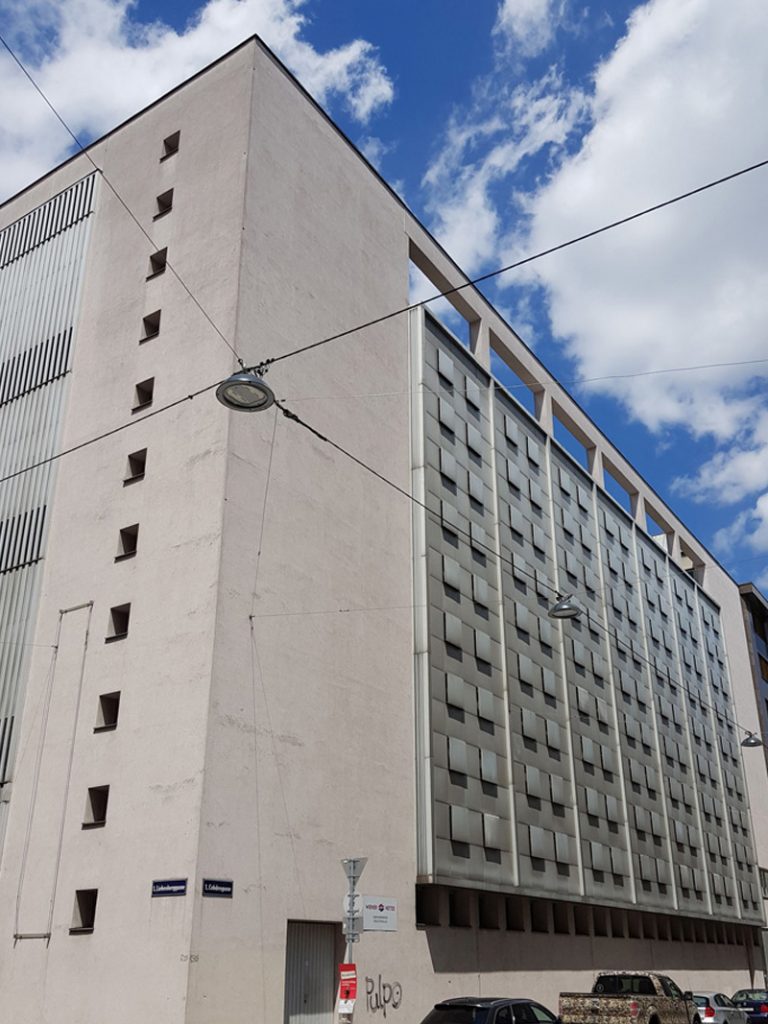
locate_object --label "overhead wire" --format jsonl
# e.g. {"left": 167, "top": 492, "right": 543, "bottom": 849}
{"left": 0, "top": 32, "right": 245, "bottom": 369}
{"left": 2, "top": 30, "right": 768, "bottom": 496}
{"left": 1, "top": 24, "right": 766, "bottom": 741}
{"left": 273, "top": 399, "right": 761, "bottom": 743}
{"left": 3, "top": 30, "right": 768, "bottom": 388}
{"left": 260, "top": 157, "right": 768, "bottom": 370}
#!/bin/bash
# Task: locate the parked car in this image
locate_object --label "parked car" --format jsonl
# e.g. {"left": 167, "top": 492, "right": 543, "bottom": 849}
{"left": 559, "top": 971, "right": 699, "bottom": 1024}
{"left": 732, "top": 991, "right": 768, "bottom": 1024}
{"left": 693, "top": 993, "right": 749, "bottom": 1024}
{"left": 418, "top": 996, "right": 559, "bottom": 1024}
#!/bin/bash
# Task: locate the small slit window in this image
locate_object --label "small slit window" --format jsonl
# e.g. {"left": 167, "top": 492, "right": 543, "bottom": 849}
{"left": 160, "top": 130, "right": 180, "bottom": 160}
{"left": 94, "top": 692, "right": 120, "bottom": 732}
{"left": 140, "top": 310, "right": 161, "bottom": 342}
{"left": 115, "top": 524, "right": 139, "bottom": 561}
{"left": 124, "top": 449, "right": 146, "bottom": 485}
{"left": 153, "top": 189, "right": 174, "bottom": 219}
{"left": 70, "top": 889, "right": 98, "bottom": 934}
{"left": 147, "top": 248, "right": 167, "bottom": 279}
{"left": 82, "top": 785, "right": 109, "bottom": 829}
{"left": 132, "top": 378, "right": 154, "bottom": 412}
{"left": 106, "top": 604, "right": 130, "bottom": 642}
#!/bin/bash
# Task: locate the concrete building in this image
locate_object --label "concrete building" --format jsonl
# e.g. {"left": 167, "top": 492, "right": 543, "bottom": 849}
{"left": 0, "top": 34, "right": 766, "bottom": 1024}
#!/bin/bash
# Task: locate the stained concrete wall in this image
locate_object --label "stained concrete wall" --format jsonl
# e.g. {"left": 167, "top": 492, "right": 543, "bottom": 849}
{"left": 0, "top": 41, "right": 255, "bottom": 1023}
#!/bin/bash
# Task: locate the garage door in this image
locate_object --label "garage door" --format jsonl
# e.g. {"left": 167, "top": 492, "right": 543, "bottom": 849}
{"left": 284, "top": 921, "right": 338, "bottom": 1024}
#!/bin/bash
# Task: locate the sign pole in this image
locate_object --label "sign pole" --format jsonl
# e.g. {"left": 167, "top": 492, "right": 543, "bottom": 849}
{"left": 338, "top": 858, "right": 367, "bottom": 1023}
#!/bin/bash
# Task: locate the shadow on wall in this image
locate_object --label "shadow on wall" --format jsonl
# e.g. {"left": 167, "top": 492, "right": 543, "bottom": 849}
{"left": 422, "top": 927, "right": 757, "bottom": 982}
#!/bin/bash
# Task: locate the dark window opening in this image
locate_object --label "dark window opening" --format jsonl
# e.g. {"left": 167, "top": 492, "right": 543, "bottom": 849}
{"left": 132, "top": 378, "right": 154, "bottom": 412}
{"left": 106, "top": 604, "right": 130, "bottom": 642}
{"left": 140, "top": 310, "right": 161, "bottom": 343}
{"left": 94, "top": 692, "right": 120, "bottom": 732}
{"left": 124, "top": 449, "right": 146, "bottom": 485}
{"left": 153, "top": 189, "right": 174, "bottom": 219}
{"left": 70, "top": 889, "right": 98, "bottom": 933}
{"left": 160, "top": 130, "right": 180, "bottom": 160}
{"left": 147, "top": 248, "right": 167, "bottom": 279}
{"left": 82, "top": 785, "right": 109, "bottom": 828}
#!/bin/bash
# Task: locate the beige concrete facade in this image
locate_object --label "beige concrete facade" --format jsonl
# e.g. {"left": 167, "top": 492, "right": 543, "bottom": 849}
{"left": 0, "top": 35, "right": 766, "bottom": 1024}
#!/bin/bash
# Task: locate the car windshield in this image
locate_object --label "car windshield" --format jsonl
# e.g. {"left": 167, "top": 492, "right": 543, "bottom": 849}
{"left": 734, "top": 992, "right": 768, "bottom": 1002}
{"left": 694, "top": 998, "right": 710, "bottom": 1008}
{"left": 421, "top": 1008, "right": 491, "bottom": 1024}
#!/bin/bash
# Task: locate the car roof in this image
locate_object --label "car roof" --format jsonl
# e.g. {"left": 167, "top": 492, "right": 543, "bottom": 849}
{"left": 435, "top": 998, "right": 541, "bottom": 1008}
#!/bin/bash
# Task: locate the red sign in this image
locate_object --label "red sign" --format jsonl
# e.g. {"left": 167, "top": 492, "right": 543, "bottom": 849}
{"left": 339, "top": 963, "right": 358, "bottom": 1001}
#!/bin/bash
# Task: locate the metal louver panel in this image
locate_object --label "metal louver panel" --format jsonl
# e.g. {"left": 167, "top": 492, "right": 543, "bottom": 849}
{"left": 0, "top": 328, "right": 72, "bottom": 407}
{"left": 0, "top": 506, "right": 46, "bottom": 573}
{"left": 0, "top": 716, "right": 13, "bottom": 783}
{"left": 0, "top": 174, "right": 96, "bottom": 269}
{"left": 0, "top": 173, "right": 96, "bottom": 860}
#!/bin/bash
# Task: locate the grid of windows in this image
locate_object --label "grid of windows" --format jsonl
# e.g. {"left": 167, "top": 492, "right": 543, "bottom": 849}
{"left": 418, "top": 313, "right": 762, "bottom": 922}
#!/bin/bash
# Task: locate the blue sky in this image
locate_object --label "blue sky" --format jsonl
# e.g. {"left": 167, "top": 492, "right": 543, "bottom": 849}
{"left": 1, "top": 0, "right": 767, "bottom": 592}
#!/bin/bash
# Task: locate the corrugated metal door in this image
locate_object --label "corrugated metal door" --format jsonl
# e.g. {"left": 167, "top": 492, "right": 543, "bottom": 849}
{"left": 283, "top": 921, "right": 337, "bottom": 1024}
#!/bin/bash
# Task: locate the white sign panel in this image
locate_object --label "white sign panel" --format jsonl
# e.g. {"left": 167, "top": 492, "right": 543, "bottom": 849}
{"left": 362, "top": 896, "right": 398, "bottom": 932}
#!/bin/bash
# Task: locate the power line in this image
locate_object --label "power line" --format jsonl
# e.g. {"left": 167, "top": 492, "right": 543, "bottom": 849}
{"left": 0, "top": 32, "right": 244, "bottom": 369}
{"left": 282, "top": 353, "right": 768, "bottom": 405}
{"left": 0, "top": 381, "right": 218, "bottom": 488}
{"left": 1, "top": 25, "right": 766, "bottom": 737}
{"left": 274, "top": 399, "right": 761, "bottom": 741}
{"left": 3, "top": 29, "right": 768, "bottom": 391}
{"left": 261, "top": 157, "right": 768, "bottom": 370}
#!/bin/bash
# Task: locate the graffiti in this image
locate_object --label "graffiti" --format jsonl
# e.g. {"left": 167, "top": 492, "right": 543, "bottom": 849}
{"left": 366, "top": 975, "right": 402, "bottom": 1017}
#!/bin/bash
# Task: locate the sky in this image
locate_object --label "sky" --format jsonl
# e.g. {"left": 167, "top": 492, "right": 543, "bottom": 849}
{"left": 1, "top": 0, "right": 767, "bottom": 593}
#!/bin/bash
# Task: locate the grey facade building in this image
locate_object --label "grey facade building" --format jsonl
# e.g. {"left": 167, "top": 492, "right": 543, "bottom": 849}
{"left": 0, "top": 35, "right": 766, "bottom": 1024}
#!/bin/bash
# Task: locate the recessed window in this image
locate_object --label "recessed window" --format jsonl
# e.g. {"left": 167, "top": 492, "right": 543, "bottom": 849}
{"left": 82, "top": 785, "right": 109, "bottom": 829}
{"left": 70, "top": 889, "right": 98, "bottom": 934}
{"left": 94, "top": 692, "right": 120, "bottom": 732}
{"left": 132, "top": 378, "right": 154, "bottom": 412}
{"left": 123, "top": 449, "right": 146, "bottom": 485}
{"left": 147, "top": 248, "right": 167, "bottom": 279}
{"left": 160, "top": 130, "right": 180, "bottom": 161}
{"left": 153, "top": 189, "right": 174, "bottom": 220}
{"left": 140, "top": 310, "right": 161, "bottom": 342}
{"left": 115, "top": 525, "right": 139, "bottom": 562}
{"left": 105, "top": 604, "right": 130, "bottom": 642}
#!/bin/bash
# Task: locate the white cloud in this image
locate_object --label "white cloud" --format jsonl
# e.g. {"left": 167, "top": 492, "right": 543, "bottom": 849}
{"left": 504, "top": 0, "right": 768, "bottom": 442}
{"left": 0, "top": 0, "right": 393, "bottom": 200}
{"left": 714, "top": 493, "right": 768, "bottom": 556}
{"left": 494, "top": 0, "right": 562, "bottom": 57}
{"left": 358, "top": 134, "right": 392, "bottom": 172}
{"left": 422, "top": 70, "right": 588, "bottom": 275}
{"left": 675, "top": 412, "right": 768, "bottom": 505}
{"left": 421, "top": 0, "right": 768, "bottom": 563}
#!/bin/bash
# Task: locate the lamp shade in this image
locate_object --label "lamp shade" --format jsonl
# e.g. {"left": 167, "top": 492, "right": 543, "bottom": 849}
{"left": 215, "top": 370, "right": 275, "bottom": 412}
{"left": 549, "top": 595, "right": 582, "bottom": 620}
{"left": 741, "top": 731, "right": 763, "bottom": 748}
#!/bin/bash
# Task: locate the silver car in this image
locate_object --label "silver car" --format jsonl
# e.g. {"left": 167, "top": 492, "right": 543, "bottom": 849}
{"left": 694, "top": 993, "right": 749, "bottom": 1024}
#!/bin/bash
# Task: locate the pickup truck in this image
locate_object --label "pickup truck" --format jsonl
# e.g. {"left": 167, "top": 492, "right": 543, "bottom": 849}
{"left": 560, "top": 972, "right": 700, "bottom": 1024}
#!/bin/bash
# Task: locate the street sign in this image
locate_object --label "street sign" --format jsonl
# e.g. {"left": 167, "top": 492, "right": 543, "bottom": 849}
{"left": 342, "top": 917, "right": 362, "bottom": 940}
{"left": 202, "top": 879, "right": 233, "bottom": 898}
{"left": 339, "top": 963, "right": 357, "bottom": 1002}
{"left": 343, "top": 893, "right": 362, "bottom": 916}
{"left": 341, "top": 858, "right": 367, "bottom": 886}
{"left": 338, "top": 963, "right": 357, "bottom": 1017}
{"left": 152, "top": 879, "right": 187, "bottom": 897}
{"left": 363, "top": 896, "right": 398, "bottom": 931}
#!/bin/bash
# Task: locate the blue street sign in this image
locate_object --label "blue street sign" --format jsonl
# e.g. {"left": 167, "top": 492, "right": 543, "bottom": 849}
{"left": 202, "top": 879, "right": 233, "bottom": 898}
{"left": 152, "top": 878, "right": 187, "bottom": 897}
